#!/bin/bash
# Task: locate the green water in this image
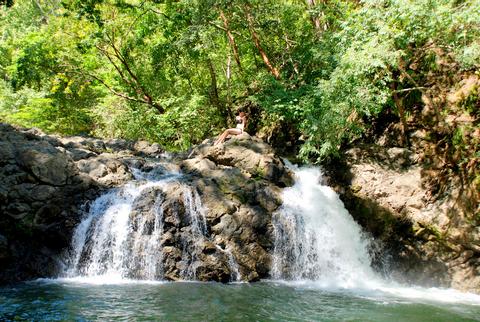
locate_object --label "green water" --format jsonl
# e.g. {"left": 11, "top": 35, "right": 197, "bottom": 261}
{"left": 1, "top": 280, "right": 479, "bottom": 321}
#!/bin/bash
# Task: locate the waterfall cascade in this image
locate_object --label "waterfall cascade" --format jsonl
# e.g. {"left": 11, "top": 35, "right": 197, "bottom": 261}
{"left": 269, "top": 164, "right": 480, "bottom": 304}
{"left": 65, "top": 162, "right": 378, "bottom": 285}
{"left": 58, "top": 160, "right": 480, "bottom": 304}
{"left": 64, "top": 165, "right": 218, "bottom": 281}
{"left": 272, "top": 164, "right": 378, "bottom": 288}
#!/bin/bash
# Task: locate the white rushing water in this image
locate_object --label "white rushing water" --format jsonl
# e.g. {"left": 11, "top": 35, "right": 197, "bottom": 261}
{"left": 271, "top": 164, "right": 480, "bottom": 305}
{"left": 60, "top": 160, "right": 480, "bottom": 304}
{"left": 63, "top": 166, "right": 213, "bottom": 282}
{"left": 272, "top": 165, "right": 377, "bottom": 288}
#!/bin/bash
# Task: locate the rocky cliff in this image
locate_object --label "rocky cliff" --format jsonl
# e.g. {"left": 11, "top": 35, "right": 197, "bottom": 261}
{"left": 326, "top": 138, "right": 480, "bottom": 293}
{"left": 3, "top": 121, "right": 479, "bottom": 292}
{"left": 0, "top": 123, "right": 176, "bottom": 283}
{"left": 1, "top": 124, "right": 93, "bottom": 283}
{"left": 0, "top": 123, "right": 292, "bottom": 283}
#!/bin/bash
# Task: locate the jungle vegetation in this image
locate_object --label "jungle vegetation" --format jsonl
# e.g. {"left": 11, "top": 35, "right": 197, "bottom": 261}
{"left": 0, "top": 0, "right": 478, "bottom": 168}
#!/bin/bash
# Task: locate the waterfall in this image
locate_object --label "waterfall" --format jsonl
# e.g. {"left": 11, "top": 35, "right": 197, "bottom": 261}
{"left": 178, "top": 186, "right": 208, "bottom": 280}
{"left": 216, "top": 245, "right": 242, "bottom": 282}
{"left": 64, "top": 166, "right": 209, "bottom": 281}
{"left": 272, "top": 164, "right": 378, "bottom": 288}
{"left": 67, "top": 161, "right": 377, "bottom": 285}
{"left": 225, "top": 247, "right": 242, "bottom": 282}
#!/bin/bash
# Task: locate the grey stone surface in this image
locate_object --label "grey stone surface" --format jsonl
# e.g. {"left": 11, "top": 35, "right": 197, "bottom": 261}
{"left": 0, "top": 123, "right": 291, "bottom": 284}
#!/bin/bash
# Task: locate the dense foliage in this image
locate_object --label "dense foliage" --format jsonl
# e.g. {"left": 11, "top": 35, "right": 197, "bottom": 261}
{"left": 1, "top": 0, "right": 479, "bottom": 161}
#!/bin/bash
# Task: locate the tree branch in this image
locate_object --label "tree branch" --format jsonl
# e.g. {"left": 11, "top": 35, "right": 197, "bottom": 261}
{"left": 393, "top": 87, "right": 427, "bottom": 93}
{"left": 244, "top": 5, "right": 280, "bottom": 79}
{"left": 219, "top": 9, "right": 243, "bottom": 72}
{"left": 398, "top": 63, "right": 440, "bottom": 124}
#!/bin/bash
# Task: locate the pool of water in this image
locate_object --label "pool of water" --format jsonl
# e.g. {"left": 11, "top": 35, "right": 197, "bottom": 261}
{"left": 1, "top": 279, "right": 480, "bottom": 321}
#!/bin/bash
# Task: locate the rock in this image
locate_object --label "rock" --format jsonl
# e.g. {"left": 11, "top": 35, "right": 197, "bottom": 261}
{"left": 31, "top": 185, "right": 58, "bottom": 201}
{"left": 59, "top": 136, "right": 106, "bottom": 153}
{"left": 6, "top": 202, "right": 32, "bottom": 219}
{"left": 16, "top": 143, "right": 75, "bottom": 186}
{"left": 114, "top": 134, "right": 290, "bottom": 283}
{"left": 76, "top": 154, "right": 133, "bottom": 186}
{"left": 181, "top": 157, "right": 217, "bottom": 175}
{"left": 255, "top": 186, "right": 282, "bottom": 213}
{"left": 173, "top": 135, "right": 294, "bottom": 281}
{"left": 133, "top": 140, "right": 163, "bottom": 156}
{"left": 0, "top": 141, "right": 15, "bottom": 162}
{"left": 386, "top": 147, "right": 412, "bottom": 168}
{"left": 186, "top": 135, "right": 293, "bottom": 187}
{"left": 0, "top": 124, "right": 101, "bottom": 283}
{"left": 66, "top": 148, "right": 97, "bottom": 161}
{"left": 0, "top": 124, "right": 98, "bottom": 284}
{"left": 195, "top": 253, "right": 231, "bottom": 282}
{"left": 212, "top": 214, "right": 239, "bottom": 235}
{"left": 160, "top": 231, "right": 175, "bottom": 246}
{"left": 0, "top": 123, "right": 290, "bottom": 285}
{"left": 327, "top": 142, "right": 480, "bottom": 293}
{"left": 104, "top": 138, "right": 134, "bottom": 152}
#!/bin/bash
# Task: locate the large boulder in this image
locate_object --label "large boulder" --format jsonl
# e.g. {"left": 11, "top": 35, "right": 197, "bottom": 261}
{"left": 76, "top": 154, "right": 133, "bottom": 186}
{"left": 0, "top": 124, "right": 97, "bottom": 283}
{"left": 176, "top": 135, "right": 293, "bottom": 281}
{"left": 186, "top": 133, "right": 293, "bottom": 187}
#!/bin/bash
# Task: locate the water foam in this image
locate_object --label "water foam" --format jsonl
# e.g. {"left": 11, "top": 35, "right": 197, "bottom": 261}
{"left": 271, "top": 164, "right": 480, "bottom": 305}
{"left": 272, "top": 165, "right": 377, "bottom": 288}
{"left": 63, "top": 165, "right": 207, "bottom": 282}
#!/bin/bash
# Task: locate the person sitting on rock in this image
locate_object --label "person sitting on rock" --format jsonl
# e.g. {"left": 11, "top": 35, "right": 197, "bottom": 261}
{"left": 214, "top": 110, "right": 247, "bottom": 145}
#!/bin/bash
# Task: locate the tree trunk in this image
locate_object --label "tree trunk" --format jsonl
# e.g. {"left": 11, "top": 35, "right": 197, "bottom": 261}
{"left": 398, "top": 63, "right": 441, "bottom": 126}
{"left": 306, "top": 0, "right": 322, "bottom": 33}
{"left": 391, "top": 82, "right": 409, "bottom": 146}
{"left": 284, "top": 34, "right": 299, "bottom": 77}
{"left": 219, "top": 10, "right": 243, "bottom": 72}
{"left": 207, "top": 58, "right": 220, "bottom": 108}
{"left": 98, "top": 32, "right": 164, "bottom": 114}
{"left": 244, "top": 5, "right": 280, "bottom": 79}
{"left": 207, "top": 59, "right": 230, "bottom": 124}
{"left": 226, "top": 54, "right": 232, "bottom": 112}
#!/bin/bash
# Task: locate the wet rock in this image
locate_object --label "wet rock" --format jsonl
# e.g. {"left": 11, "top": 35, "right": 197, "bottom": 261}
{"left": 195, "top": 252, "right": 231, "bottom": 282}
{"left": 255, "top": 186, "right": 282, "bottom": 213}
{"left": 175, "top": 135, "right": 292, "bottom": 282}
{"left": 0, "top": 123, "right": 290, "bottom": 285}
{"left": 31, "top": 185, "right": 58, "bottom": 201}
{"left": 160, "top": 231, "right": 175, "bottom": 246}
{"left": 0, "top": 234, "right": 8, "bottom": 260}
{"left": 212, "top": 214, "right": 239, "bottom": 236}
{"left": 103, "top": 133, "right": 291, "bottom": 283}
